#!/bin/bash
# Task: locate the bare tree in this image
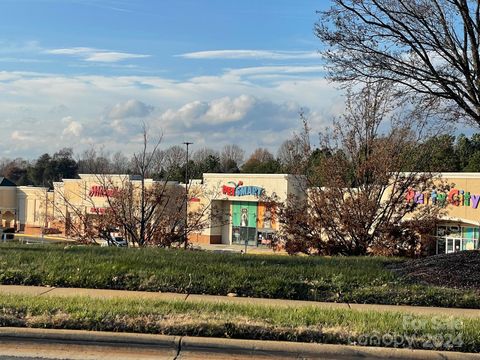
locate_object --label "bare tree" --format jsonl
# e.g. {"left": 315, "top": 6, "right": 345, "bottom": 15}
{"left": 77, "top": 147, "right": 111, "bottom": 174}
{"left": 50, "top": 127, "right": 223, "bottom": 248}
{"left": 111, "top": 151, "right": 131, "bottom": 174}
{"left": 130, "top": 124, "right": 163, "bottom": 245}
{"left": 316, "top": 0, "right": 480, "bottom": 126}
{"left": 163, "top": 145, "right": 186, "bottom": 170}
{"left": 277, "top": 113, "right": 312, "bottom": 174}
{"left": 278, "top": 82, "right": 445, "bottom": 257}
{"left": 220, "top": 144, "right": 245, "bottom": 171}
{"left": 193, "top": 147, "right": 219, "bottom": 164}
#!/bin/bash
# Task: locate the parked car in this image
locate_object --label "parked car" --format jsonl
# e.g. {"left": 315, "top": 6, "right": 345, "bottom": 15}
{"left": 1, "top": 233, "right": 14, "bottom": 242}
{"left": 0, "top": 228, "right": 15, "bottom": 242}
{"left": 106, "top": 232, "right": 128, "bottom": 247}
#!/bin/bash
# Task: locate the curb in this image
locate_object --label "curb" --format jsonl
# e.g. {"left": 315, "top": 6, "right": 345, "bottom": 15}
{"left": 0, "top": 327, "right": 180, "bottom": 348}
{"left": 0, "top": 327, "right": 478, "bottom": 360}
{"left": 180, "top": 336, "right": 479, "bottom": 359}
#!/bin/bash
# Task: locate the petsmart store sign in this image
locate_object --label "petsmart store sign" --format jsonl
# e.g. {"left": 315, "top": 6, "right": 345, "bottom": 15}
{"left": 222, "top": 181, "right": 265, "bottom": 197}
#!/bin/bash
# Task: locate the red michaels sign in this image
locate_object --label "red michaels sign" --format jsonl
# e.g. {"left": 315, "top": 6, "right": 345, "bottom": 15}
{"left": 89, "top": 186, "right": 118, "bottom": 198}
{"left": 89, "top": 207, "right": 109, "bottom": 214}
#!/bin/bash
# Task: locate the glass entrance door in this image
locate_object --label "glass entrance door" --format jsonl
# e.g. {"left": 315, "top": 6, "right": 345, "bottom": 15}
{"left": 454, "top": 238, "right": 461, "bottom": 252}
{"left": 446, "top": 238, "right": 461, "bottom": 254}
{"left": 232, "top": 226, "right": 256, "bottom": 245}
{"left": 231, "top": 201, "right": 258, "bottom": 246}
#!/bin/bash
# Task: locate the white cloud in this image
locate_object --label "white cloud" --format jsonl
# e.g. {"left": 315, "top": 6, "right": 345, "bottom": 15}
{"left": 0, "top": 67, "right": 344, "bottom": 157}
{"left": 108, "top": 99, "right": 154, "bottom": 119}
{"left": 178, "top": 50, "right": 319, "bottom": 60}
{"left": 85, "top": 52, "right": 149, "bottom": 62}
{"left": 160, "top": 95, "right": 256, "bottom": 126}
{"left": 46, "top": 47, "right": 150, "bottom": 63}
{"left": 160, "top": 101, "right": 209, "bottom": 125}
{"left": 11, "top": 130, "right": 34, "bottom": 141}
{"left": 47, "top": 47, "right": 99, "bottom": 56}
{"left": 227, "top": 65, "right": 325, "bottom": 76}
{"left": 63, "top": 121, "right": 83, "bottom": 137}
{"left": 205, "top": 95, "right": 256, "bottom": 122}
{"left": 110, "top": 119, "right": 127, "bottom": 133}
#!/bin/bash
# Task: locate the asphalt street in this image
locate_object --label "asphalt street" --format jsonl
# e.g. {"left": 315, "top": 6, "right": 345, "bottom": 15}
{"left": 0, "top": 328, "right": 478, "bottom": 360}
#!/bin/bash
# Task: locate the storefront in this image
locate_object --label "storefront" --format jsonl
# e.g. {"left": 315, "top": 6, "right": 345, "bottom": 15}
{"left": 189, "top": 173, "right": 304, "bottom": 246}
{"left": 230, "top": 200, "right": 278, "bottom": 246}
{"left": 195, "top": 172, "right": 480, "bottom": 250}
{"left": 436, "top": 224, "right": 479, "bottom": 254}
{"left": 0, "top": 174, "right": 166, "bottom": 236}
{"left": 407, "top": 173, "right": 480, "bottom": 254}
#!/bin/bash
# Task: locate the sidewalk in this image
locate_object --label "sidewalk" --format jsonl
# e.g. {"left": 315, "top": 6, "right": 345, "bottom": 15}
{"left": 194, "top": 243, "right": 287, "bottom": 255}
{"left": 0, "top": 285, "right": 479, "bottom": 318}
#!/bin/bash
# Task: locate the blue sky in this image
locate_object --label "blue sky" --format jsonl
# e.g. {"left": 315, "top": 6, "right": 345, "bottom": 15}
{"left": 0, "top": 0, "right": 344, "bottom": 158}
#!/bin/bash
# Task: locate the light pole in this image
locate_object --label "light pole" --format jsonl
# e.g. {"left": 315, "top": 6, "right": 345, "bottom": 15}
{"left": 183, "top": 142, "right": 193, "bottom": 249}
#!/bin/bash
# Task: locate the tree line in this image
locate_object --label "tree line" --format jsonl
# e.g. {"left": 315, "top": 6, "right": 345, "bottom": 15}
{"left": 2, "top": 132, "right": 480, "bottom": 188}
{"left": 0, "top": 144, "right": 267, "bottom": 188}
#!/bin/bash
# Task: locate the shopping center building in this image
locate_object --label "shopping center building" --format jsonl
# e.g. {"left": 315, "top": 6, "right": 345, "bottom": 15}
{"left": 1, "top": 172, "right": 480, "bottom": 253}
{"left": 0, "top": 172, "right": 304, "bottom": 244}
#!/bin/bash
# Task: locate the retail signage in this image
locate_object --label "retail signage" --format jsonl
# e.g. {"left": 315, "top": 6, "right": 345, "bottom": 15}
{"left": 89, "top": 207, "right": 108, "bottom": 214}
{"left": 222, "top": 181, "right": 264, "bottom": 198}
{"left": 89, "top": 186, "right": 117, "bottom": 198}
{"left": 406, "top": 188, "right": 480, "bottom": 209}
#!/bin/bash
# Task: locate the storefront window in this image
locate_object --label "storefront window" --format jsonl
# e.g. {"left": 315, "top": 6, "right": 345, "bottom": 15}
{"left": 446, "top": 240, "right": 453, "bottom": 253}
{"left": 436, "top": 225, "right": 479, "bottom": 254}
{"left": 437, "top": 238, "right": 446, "bottom": 254}
{"left": 463, "top": 239, "right": 475, "bottom": 251}
{"left": 230, "top": 201, "right": 279, "bottom": 247}
{"left": 257, "top": 231, "right": 274, "bottom": 247}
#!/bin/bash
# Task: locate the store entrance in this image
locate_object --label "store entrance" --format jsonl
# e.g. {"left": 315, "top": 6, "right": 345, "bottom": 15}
{"left": 231, "top": 201, "right": 258, "bottom": 246}
{"left": 436, "top": 225, "right": 479, "bottom": 254}
{"left": 446, "top": 238, "right": 461, "bottom": 254}
{"left": 232, "top": 226, "right": 256, "bottom": 246}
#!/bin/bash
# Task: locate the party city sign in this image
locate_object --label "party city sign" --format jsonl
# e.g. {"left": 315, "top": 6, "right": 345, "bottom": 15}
{"left": 407, "top": 188, "right": 480, "bottom": 209}
{"left": 222, "top": 181, "right": 265, "bottom": 198}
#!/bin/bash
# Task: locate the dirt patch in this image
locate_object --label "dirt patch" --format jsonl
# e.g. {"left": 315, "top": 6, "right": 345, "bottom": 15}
{"left": 388, "top": 251, "right": 480, "bottom": 290}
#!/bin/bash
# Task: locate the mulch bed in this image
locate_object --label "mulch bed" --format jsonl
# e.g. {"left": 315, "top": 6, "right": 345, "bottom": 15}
{"left": 388, "top": 251, "right": 480, "bottom": 290}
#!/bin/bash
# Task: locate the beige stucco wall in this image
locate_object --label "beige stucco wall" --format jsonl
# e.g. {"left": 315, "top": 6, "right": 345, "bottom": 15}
{"left": 54, "top": 174, "right": 161, "bottom": 215}
{"left": 16, "top": 186, "right": 51, "bottom": 230}
{"left": 428, "top": 173, "right": 480, "bottom": 225}
{"left": 17, "top": 174, "right": 170, "bottom": 235}
{"left": 203, "top": 173, "right": 301, "bottom": 203}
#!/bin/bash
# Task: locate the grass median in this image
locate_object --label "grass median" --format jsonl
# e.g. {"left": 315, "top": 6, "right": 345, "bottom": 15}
{"left": 0, "top": 243, "right": 478, "bottom": 308}
{"left": 0, "top": 293, "right": 477, "bottom": 353}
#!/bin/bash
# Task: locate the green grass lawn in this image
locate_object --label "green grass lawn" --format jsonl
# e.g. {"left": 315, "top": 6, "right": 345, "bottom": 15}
{"left": 0, "top": 243, "right": 478, "bottom": 308}
{"left": 0, "top": 293, "right": 477, "bottom": 353}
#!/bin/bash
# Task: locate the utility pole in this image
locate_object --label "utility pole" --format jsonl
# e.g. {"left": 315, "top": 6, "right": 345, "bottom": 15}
{"left": 183, "top": 142, "right": 193, "bottom": 249}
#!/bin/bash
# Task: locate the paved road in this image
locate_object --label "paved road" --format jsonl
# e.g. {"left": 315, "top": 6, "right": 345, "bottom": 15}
{"left": 0, "top": 328, "right": 477, "bottom": 360}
